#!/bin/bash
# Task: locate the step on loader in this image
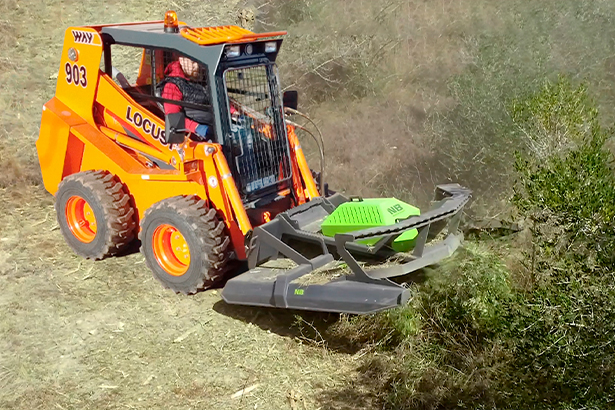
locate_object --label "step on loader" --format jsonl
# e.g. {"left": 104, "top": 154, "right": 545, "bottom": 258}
{"left": 37, "top": 11, "right": 471, "bottom": 314}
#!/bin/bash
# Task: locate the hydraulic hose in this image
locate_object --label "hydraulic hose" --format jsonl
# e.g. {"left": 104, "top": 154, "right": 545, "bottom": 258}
{"left": 284, "top": 107, "right": 326, "bottom": 196}
{"left": 286, "top": 119, "right": 325, "bottom": 196}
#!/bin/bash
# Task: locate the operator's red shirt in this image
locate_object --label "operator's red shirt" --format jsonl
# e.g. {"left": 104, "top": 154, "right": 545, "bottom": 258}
{"left": 161, "top": 61, "right": 237, "bottom": 134}
{"left": 161, "top": 61, "right": 199, "bottom": 133}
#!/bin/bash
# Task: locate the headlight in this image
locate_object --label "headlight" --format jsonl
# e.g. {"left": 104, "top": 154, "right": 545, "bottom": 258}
{"left": 264, "top": 42, "right": 277, "bottom": 53}
{"left": 226, "top": 45, "right": 241, "bottom": 58}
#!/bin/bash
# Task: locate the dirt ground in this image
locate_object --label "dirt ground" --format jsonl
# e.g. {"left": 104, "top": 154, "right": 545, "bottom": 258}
{"left": 0, "top": 1, "right": 381, "bottom": 409}
{"left": 0, "top": 186, "right": 377, "bottom": 410}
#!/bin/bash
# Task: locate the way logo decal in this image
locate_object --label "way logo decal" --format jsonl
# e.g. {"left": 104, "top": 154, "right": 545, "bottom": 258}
{"left": 71, "top": 30, "right": 99, "bottom": 45}
{"left": 125, "top": 106, "right": 166, "bottom": 144}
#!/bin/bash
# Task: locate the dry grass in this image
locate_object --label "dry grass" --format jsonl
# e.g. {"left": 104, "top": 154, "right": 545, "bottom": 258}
{"left": 0, "top": 195, "right": 359, "bottom": 409}
{"left": 0, "top": 1, "right": 365, "bottom": 409}
{"left": 0, "top": 187, "right": 362, "bottom": 410}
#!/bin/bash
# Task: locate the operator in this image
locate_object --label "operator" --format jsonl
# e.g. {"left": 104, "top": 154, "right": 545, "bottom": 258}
{"left": 157, "top": 56, "right": 214, "bottom": 141}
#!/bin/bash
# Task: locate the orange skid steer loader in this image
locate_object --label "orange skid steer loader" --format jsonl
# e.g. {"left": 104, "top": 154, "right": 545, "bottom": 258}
{"left": 37, "top": 12, "right": 471, "bottom": 314}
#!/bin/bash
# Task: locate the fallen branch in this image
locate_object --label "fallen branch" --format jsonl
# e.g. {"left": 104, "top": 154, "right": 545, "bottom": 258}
{"left": 231, "top": 383, "right": 259, "bottom": 399}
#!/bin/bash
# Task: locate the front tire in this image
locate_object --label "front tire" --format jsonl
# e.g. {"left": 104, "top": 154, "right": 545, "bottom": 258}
{"left": 55, "top": 170, "right": 136, "bottom": 259}
{"left": 140, "top": 196, "right": 230, "bottom": 294}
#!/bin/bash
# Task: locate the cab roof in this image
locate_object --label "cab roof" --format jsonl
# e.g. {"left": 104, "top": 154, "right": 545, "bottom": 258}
{"left": 99, "top": 21, "right": 286, "bottom": 49}
{"left": 181, "top": 25, "right": 287, "bottom": 45}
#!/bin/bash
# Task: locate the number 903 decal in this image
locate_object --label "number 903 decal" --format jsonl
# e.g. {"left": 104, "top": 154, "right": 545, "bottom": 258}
{"left": 65, "top": 62, "right": 87, "bottom": 88}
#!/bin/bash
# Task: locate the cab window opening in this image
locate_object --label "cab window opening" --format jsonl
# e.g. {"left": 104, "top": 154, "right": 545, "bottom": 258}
{"left": 103, "top": 43, "right": 214, "bottom": 130}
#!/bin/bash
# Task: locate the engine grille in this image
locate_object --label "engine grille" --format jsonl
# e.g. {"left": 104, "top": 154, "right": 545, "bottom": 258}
{"left": 223, "top": 64, "right": 292, "bottom": 198}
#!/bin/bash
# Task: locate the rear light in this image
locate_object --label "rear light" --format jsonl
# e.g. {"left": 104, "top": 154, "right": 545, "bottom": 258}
{"left": 164, "top": 10, "right": 179, "bottom": 33}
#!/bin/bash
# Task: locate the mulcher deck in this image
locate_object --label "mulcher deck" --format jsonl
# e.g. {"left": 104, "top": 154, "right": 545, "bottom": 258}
{"left": 222, "top": 184, "right": 471, "bottom": 314}
{"left": 222, "top": 259, "right": 411, "bottom": 314}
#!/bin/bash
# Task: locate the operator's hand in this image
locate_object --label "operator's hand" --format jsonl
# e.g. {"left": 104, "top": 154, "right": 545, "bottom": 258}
{"left": 230, "top": 105, "right": 240, "bottom": 122}
{"left": 194, "top": 124, "right": 210, "bottom": 140}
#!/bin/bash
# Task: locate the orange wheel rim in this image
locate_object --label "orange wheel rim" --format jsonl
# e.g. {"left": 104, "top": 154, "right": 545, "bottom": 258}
{"left": 152, "top": 224, "right": 190, "bottom": 276}
{"left": 65, "top": 195, "right": 97, "bottom": 243}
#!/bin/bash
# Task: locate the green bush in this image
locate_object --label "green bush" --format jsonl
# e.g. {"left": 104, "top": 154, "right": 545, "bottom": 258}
{"left": 510, "top": 76, "right": 599, "bottom": 158}
{"left": 330, "top": 292, "right": 422, "bottom": 349}
{"left": 333, "top": 243, "right": 511, "bottom": 348}
{"left": 385, "top": 244, "right": 512, "bottom": 409}
{"left": 419, "top": 244, "right": 511, "bottom": 340}
{"left": 505, "top": 77, "right": 615, "bottom": 408}
{"left": 502, "top": 283, "right": 615, "bottom": 408}
{"left": 331, "top": 243, "right": 512, "bottom": 408}
{"left": 513, "top": 77, "right": 615, "bottom": 275}
{"left": 334, "top": 77, "right": 615, "bottom": 409}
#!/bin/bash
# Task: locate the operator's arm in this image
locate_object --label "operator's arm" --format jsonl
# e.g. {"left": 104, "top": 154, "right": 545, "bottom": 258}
{"left": 161, "top": 83, "right": 200, "bottom": 133}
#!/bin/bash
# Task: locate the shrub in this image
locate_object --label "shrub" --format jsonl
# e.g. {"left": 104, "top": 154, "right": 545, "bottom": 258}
{"left": 505, "top": 76, "right": 615, "bottom": 408}
{"left": 383, "top": 244, "right": 512, "bottom": 409}
{"left": 333, "top": 77, "right": 615, "bottom": 409}
{"left": 513, "top": 77, "right": 615, "bottom": 277}
{"left": 419, "top": 244, "right": 511, "bottom": 341}
{"left": 331, "top": 243, "right": 512, "bottom": 409}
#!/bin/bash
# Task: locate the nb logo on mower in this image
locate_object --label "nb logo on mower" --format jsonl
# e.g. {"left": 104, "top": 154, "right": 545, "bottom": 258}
{"left": 72, "top": 30, "right": 95, "bottom": 44}
{"left": 387, "top": 204, "right": 404, "bottom": 215}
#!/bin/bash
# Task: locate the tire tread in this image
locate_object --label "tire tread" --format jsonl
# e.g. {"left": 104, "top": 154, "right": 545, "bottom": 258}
{"left": 56, "top": 170, "right": 136, "bottom": 260}
{"left": 139, "top": 195, "right": 230, "bottom": 294}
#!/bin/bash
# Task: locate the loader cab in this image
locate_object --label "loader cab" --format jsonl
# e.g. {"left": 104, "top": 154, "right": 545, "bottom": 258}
{"left": 100, "top": 22, "right": 293, "bottom": 206}
{"left": 101, "top": 45, "right": 215, "bottom": 139}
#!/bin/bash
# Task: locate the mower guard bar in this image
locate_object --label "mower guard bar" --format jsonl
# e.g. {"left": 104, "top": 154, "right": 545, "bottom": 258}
{"left": 222, "top": 184, "right": 471, "bottom": 314}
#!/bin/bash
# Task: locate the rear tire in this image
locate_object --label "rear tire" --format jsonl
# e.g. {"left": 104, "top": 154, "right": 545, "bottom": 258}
{"left": 140, "top": 196, "right": 230, "bottom": 294}
{"left": 56, "top": 170, "right": 136, "bottom": 260}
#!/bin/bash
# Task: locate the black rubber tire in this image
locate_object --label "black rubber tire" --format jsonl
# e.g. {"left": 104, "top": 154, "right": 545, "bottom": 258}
{"left": 139, "top": 196, "right": 231, "bottom": 294}
{"left": 55, "top": 170, "right": 137, "bottom": 260}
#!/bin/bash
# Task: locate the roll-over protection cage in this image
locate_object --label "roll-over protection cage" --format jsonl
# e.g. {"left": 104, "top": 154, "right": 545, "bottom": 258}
{"left": 100, "top": 23, "right": 287, "bottom": 199}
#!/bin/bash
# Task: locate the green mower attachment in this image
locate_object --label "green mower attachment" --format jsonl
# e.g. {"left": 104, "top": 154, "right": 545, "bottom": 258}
{"left": 222, "top": 184, "right": 471, "bottom": 314}
{"left": 321, "top": 197, "right": 421, "bottom": 252}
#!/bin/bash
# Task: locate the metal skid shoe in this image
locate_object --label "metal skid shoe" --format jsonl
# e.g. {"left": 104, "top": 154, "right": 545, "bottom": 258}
{"left": 221, "top": 184, "right": 472, "bottom": 314}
